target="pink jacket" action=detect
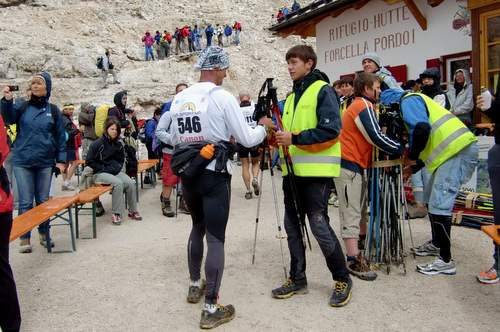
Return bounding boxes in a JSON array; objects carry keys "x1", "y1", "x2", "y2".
[{"x1": 142, "y1": 35, "x2": 154, "y2": 47}]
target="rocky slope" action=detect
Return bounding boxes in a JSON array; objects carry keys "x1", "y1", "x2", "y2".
[{"x1": 0, "y1": 0, "x2": 313, "y2": 113}]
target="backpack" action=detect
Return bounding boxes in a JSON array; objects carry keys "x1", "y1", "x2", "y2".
[
  {"x1": 6, "y1": 124, "x2": 16, "y2": 146},
  {"x1": 96, "y1": 56, "x2": 103, "y2": 69},
  {"x1": 94, "y1": 104, "x2": 111, "y2": 137},
  {"x1": 123, "y1": 144, "x2": 138, "y2": 177}
]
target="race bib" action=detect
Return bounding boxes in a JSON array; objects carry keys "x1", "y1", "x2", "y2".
[
  {"x1": 240, "y1": 104, "x2": 256, "y2": 128},
  {"x1": 171, "y1": 92, "x2": 211, "y2": 143}
]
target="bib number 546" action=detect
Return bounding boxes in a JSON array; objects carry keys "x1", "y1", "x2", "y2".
[{"x1": 178, "y1": 116, "x2": 201, "y2": 134}]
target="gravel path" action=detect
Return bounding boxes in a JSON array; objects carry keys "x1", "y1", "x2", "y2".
[{"x1": 9, "y1": 167, "x2": 500, "y2": 331}]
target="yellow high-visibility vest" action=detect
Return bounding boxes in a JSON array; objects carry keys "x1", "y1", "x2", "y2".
[
  {"x1": 281, "y1": 80, "x2": 341, "y2": 177},
  {"x1": 402, "y1": 92, "x2": 477, "y2": 173}
]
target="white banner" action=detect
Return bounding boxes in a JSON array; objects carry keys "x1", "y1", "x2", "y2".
[{"x1": 316, "y1": 0, "x2": 471, "y2": 81}]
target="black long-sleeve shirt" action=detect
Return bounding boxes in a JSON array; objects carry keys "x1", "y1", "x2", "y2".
[{"x1": 484, "y1": 98, "x2": 500, "y2": 144}]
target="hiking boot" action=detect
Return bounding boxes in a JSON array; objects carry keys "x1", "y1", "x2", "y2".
[
  {"x1": 143, "y1": 175, "x2": 152, "y2": 185},
  {"x1": 252, "y1": 177, "x2": 260, "y2": 196},
  {"x1": 271, "y1": 278, "x2": 308, "y2": 299},
  {"x1": 19, "y1": 238, "x2": 32, "y2": 254},
  {"x1": 329, "y1": 277, "x2": 352, "y2": 307},
  {"x1": 244, "y1": 191, "x2": 252, "y2": 200},
  {"x1": 347, "y1": 255, "x2": 377, "y2": 281},
  {"x1": 412, "y1": 240, "x2": 440, "y2": 257},
  {"x1": 199, "y1": 304, "x2": 235, "y2": 329},
  {"x1": 112, "y1": 214, "x2": 122, "y2": 225},
  {"x1": 476, "y1": 267, "x2": 499, "y2": 284},
  {"x1": 417, "y1": 258, "x2": 456, "y2": 276},
  {"x1": 178, "y1": 198, "x2": 190, "y2": 215},
  {"x1": 407, "y1": 203, "x2": 428, "y2": 219},
  {"x1": 39, "y1": 233, "x2": 54, "y2": 248},
  {"x1": 128, "y1": 211, "x2": 142, "y2": 221},
  {"x1": 187, "y1": 280, "x2": 206, "y2": 303},
  {"x1": 161, "y1": 196, "x2": 175, "y2": 218}
]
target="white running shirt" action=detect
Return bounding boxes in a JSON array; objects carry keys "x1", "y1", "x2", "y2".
[{"x1": 159, "y1": 82, "x2": 266, "y2": 172}]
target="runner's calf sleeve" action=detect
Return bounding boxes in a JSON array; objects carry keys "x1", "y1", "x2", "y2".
[
  {"x1": 188, "y1": 223, "x2": 206, "y2": 282},
  {"x1": 204, "y1": 232, "x2": 225, "y2": 304}
]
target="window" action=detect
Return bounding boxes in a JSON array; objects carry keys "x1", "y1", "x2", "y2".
[{"x1": 480, "y1": 8, "x2": 500, "y2": 92}]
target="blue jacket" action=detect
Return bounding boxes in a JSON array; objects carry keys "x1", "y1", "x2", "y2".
[
  {"x1": 224, "y1": 26, "x2": 232, "y2": 36},
  {"x1": 144, "y1": 118, "x2": 158, "y2": 142},
  {"x1": 205, "y1": 26, "x2": 214, "y2": 37},
  {"x1": 0, "y1": 72, "x2": 66, "y2": 168}
]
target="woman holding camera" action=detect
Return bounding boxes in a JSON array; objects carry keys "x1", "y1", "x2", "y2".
[
  {"x1": 1, "y1": 72, "x2": 67, "y2": 253},
  {"x1": 85, "y1": 118, "x2": 141, "y2": 225}
]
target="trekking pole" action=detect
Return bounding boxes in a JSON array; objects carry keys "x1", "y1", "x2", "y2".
[
  {"x1": 267, "y1": 146, "x2": 288, "y2": 279},
  {"x1": 252, "y1": 142, "x2": 268, "y2": 265},
  {"x1": 264, "y1": 79, "x2": 312, "y2": 251},
  {"x1": 400, "y1": 167, "x2": 415, "y2": 258}
]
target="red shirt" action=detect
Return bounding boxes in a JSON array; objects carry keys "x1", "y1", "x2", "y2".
[{"x1": 0, "y1": 115, "x2": 13, "y2": 213}]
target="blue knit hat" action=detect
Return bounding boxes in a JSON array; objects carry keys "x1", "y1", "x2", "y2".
[{"x1": 195, "y1": 46, "x2": 230, "y2": 71}]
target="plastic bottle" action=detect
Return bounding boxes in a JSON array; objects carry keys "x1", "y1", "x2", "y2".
[{"x1": 480, "y1": 86, "x2": 492, "y2": 111}]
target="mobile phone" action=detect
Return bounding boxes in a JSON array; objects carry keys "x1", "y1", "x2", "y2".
[{"x1": 7, "y1": 85, "x2": 19, "y2": 92}]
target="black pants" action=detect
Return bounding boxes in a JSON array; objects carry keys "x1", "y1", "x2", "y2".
[
  {"x1": 283, "y1": 176, "x2": 348, "y2": 284},
  {"x1": 0, "y1": 212, "x2": 21, "y2": 332},
  {"x1": 182, "y1": 171, "x2": 231, "y2": 304},
  {"x1": 488, "y1": 144, "x2": 500, "y2": 270}
]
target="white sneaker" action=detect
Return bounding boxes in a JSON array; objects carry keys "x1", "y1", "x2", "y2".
[
  {"x1": 19, "y1": 239, "x2": 32, "y2": 253},
  {"x1": 412, "y1": 240, "x2": 440, "y2": 256},
  {"x1": 417, "y1": 258, "x2": 456, "y2": 276}
]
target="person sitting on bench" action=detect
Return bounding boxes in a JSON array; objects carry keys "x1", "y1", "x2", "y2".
[{"x1": 85, "y1": 118, "x2": 142, "y2": 225}]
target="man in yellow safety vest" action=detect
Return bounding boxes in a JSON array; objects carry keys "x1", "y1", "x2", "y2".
[
  {"x1": 271, "y1": 45, "x2": 352, "y2": 307},
  {"x1": 381, "y1": 88, "x2": 478, "y2": 276}
]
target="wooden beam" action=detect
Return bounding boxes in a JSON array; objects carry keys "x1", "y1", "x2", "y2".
[
  {"x1": 427, "y1": 0, "x2": 444, "y2": 7},
  {"x1": 353, "y1": 0, "x2": 371, "y2": 10},
  {"x1": 403, "y1": 0, "x2": 427, "y2": 30},
  {"x1": 468, "y1": 0, "x2": 499, "y2": 10}
]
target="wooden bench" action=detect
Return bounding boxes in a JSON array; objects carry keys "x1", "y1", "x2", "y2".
[
  {"x1": 74, "y1": 185, "x2": 112, "y2": 239},
  {"x1": 10, "y1": 196, "x2": 79, "y2": 253},
  {"x1": 137, "y1": 159, "x2": 159, "y2": 189}
]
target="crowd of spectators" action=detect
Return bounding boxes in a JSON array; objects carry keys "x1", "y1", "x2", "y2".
[{"x1": 141, "y1": 21, "x2": 243, "y2": 61}]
